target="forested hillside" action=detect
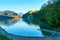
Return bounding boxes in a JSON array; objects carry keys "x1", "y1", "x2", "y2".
[{"x1": 23, "y1": 0, "x2": 60, "y2": 31}]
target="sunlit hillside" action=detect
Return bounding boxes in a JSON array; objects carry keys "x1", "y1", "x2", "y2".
[
  {"x1": 0, "y1": 10, "x2": 21, "y2": 19},
  {"x1": 29, "y1": 10, "x2": 39, "y2": 14}
]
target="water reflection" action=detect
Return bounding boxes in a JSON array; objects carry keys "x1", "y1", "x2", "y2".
[
  {"x1": 22, "y1": 18, "x2": 54, "y2": 36},
  {"x1": 22, "y1": 18, "x2": 39, "y2": 26},
  {"x1": 0, "y1": 18, "x2": 43, "y2": 37},
  {"x1": 0, "y1": 18, "x2": 20, "y2": 26}
]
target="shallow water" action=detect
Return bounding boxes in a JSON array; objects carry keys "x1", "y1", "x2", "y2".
[{"x1": 0, "y1": 19, "x2": 43, "y2": 37}]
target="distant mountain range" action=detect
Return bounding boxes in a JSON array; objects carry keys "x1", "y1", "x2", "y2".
[
  {"x1": 0, "y1": 10, "x2": 21, "y2": 19},
  {"x1": 0, "y1": 10, "x2": 18, "y2": 17}
]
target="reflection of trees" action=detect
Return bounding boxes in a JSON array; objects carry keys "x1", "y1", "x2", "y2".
[
  {"x1": 0, "y1": 18, "x2": 20, "y2": 26},
  {"x1": 0, "y1": 14, "x2": 20, "y2": 26},
  {"x1": 8, "y1": 18, "x2": 20, "y2": 25},
  {"x1": 22, "y1": 0, "x2": 60, "y2": 36},
  {"x1": 0, "y1": 21, "x2": 5, "y2": 25}
]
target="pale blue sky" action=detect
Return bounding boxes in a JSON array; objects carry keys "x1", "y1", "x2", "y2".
[{"x1": 0, "y1": 0, "x2": 48, "y2": 13}]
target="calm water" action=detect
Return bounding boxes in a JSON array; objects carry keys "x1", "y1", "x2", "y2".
[{"x1": 0, "y1": 18, "x2": 43, "y2": 37}]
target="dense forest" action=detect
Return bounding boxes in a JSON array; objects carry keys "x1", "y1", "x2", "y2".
[{"x1": 23, "y1": 0, "x2": 60, "y2": 31}]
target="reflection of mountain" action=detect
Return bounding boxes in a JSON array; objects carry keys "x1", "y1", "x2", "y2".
[
  {"x1": 0, "y1": 10, "x2": 21, "y2": 25},
  {"x1": 0, "y1": 15, "x2": 13, "y2": 20},
  {"x1": 0, "y1": 18, "x2": 20, "y2": 26}
]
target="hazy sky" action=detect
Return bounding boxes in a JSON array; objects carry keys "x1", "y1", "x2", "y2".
[{"x1": 0, "y1": 0, "x2": 48, "y2": 13}]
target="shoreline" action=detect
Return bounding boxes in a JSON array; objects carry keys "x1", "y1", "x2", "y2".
[{"x1": 0, "y1": 27, "x2": 60, "y2": 40}]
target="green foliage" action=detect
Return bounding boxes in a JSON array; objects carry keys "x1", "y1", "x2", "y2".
[
  {"x1": 23, "y1": 0, "x2": 60, "y2": 31},
  {"x1": 0, "y1": 35, "x2": 10, "y2": 40},
  {"x1": 40, "y1": 0, "x2": 60, "y2": 29},
  {"x1": 36, "y1": 0, "x2": 60, "y2": 30}
]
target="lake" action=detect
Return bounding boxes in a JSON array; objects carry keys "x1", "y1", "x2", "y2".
[{"x1": 0, "y1": 18, "x2": 43, "y2": 37}]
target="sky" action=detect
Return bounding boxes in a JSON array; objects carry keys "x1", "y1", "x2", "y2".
[{"x1": 0, "y1": 0, "x2": 48, "y2": 13}]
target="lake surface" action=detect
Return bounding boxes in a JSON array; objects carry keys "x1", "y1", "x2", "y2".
[{"x1": 0, "y1": 18, "x2": 43, "y2": 37}]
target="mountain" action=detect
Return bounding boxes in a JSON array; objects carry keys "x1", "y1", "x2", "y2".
[
  {"x1": 0, "y1": 10, "x2": 21, "y2": 20},
  {"x1": 0, "y1": 10, "x2": 21, "y2": 25},
  {"x1": 19, "y1": 12, "x2": 24, "y2": 17},
  {"x1": 0, "y1": 10, "x2": 20, "y2": 17}
]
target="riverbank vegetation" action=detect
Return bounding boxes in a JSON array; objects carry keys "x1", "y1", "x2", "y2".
[
  {"x1": 23, "y1": 0, "x2": 60, "y2": 31},
  {"x1": 0, "y1": 35, "x2": 10, "y2": 40}
]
